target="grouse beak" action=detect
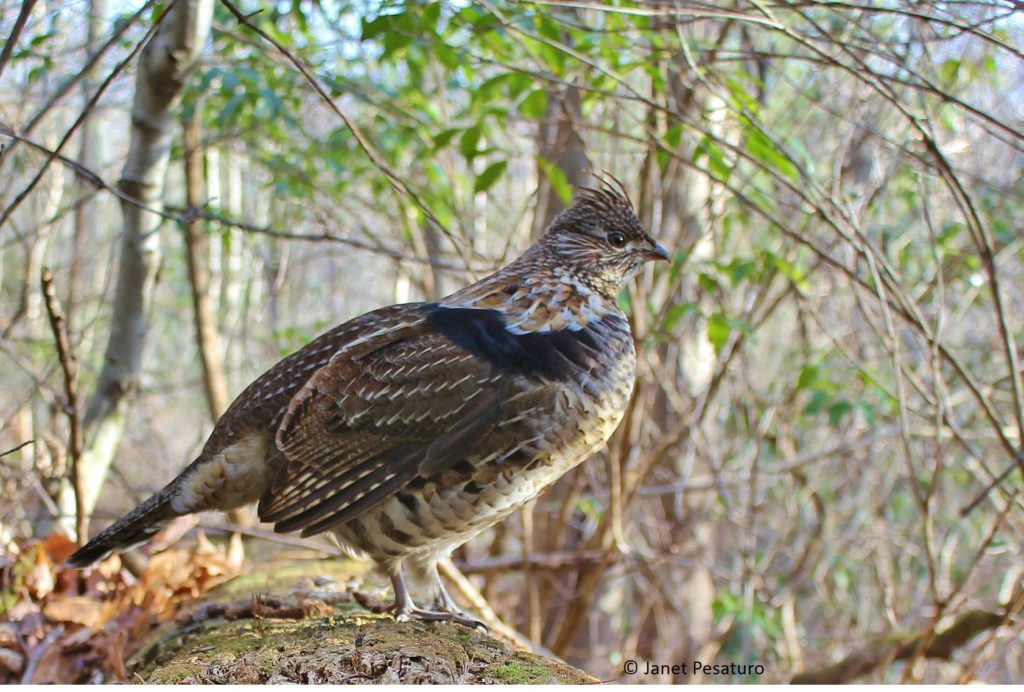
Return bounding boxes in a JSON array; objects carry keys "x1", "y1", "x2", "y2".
[{"x1": 644, "y1": 243, "x2": 671, "y2": 262}]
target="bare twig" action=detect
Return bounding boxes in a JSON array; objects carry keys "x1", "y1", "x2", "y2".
[
  {"x1": 0, "y1": 440, "x2": 33, "y2": 459},
  {"x1": 20, "y1": 624, "x2": 63, "y2": 684},
  {"x1": 40, "y1": 268, "x2": 86, "y2": 546},
  {"x1": 0, "y1": 125, "x2": 474, "y2": 270},
  {"x1": 438, "y1": 557, "x2": 563, "y2": 661},
  {"x1": 0, "y1": 0, "x2": 40, "y2": 83},
  {"x1": 791, "y1": 596, "x2": 1024, "y2": 684},
  {"x1": 20, "y1": 0, "x2": 157, "y2": 137},
  {"x1": 457, "y1": 549, "x2": 607, "y2": 575},
  {"x1": 0, "y1": 0, "x2": 174, "y2": 232},
  {"x1": 218, "y1": 0, "x2": 477, "y2": 268}
]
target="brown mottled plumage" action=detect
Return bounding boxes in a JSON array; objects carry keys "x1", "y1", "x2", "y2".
[{"x1": 69, "y1": 184, "x2": 669, "y2": 626}]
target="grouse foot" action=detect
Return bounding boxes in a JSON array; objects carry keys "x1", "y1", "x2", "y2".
[{"x1": 390, "y1": 572, "x2": 486, "y2": 629}]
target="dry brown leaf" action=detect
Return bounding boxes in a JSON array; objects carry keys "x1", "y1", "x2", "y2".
[
  {"x1": 39, "y1": 533, "x2": 76, "y2": 564},
  {"x1": 1, "y1": 534, "x2": 247, "y2": 683},
  {"x1": 96, "y1": 554, "x2": 122, "y2": 581},
  {"x1": 41, "y1": 595, "x2": 106, "y2": 627},
  {"x1": 24, "y1": 551, "x2": 54, "y2": 600},
  {"x1": 104, "y1": 629, "x2": 129, "y2": 683}
]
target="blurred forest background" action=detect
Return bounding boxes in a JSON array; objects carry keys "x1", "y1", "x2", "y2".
[{"x1": 1, "y1": 0, "x2": 1023, "y2": 683}]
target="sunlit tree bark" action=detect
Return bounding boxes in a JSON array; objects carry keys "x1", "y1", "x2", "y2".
[{"x1": 68, "y1": 0, "x2": 214, "y2": 525}]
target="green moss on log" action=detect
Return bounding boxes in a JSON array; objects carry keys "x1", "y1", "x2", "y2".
[{"x1": 132, "y1": 558, "x2": 593, "y2": 684}]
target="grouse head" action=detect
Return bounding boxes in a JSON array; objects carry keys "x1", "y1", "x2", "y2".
[{"x1": 542, "y1": 183, "x2": 669, "y2": 297}]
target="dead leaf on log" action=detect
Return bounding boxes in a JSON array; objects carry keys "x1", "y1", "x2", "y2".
[
  {"x1": 1, "y1": 532, "x2": 241, "y2": 683},
  {"x1": 41, "y1": 595, "x2": 113, "y2": 628}
]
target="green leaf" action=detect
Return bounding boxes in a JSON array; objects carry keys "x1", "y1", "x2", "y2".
[
  {"x1": 432, "y1": 127, "x2": 461, "y2": 150},
  {"x1": 472, "y1": 73, "x2": 512, "y2": 108},
  {"x1": 664, "y1": 124, "x2": 684, "y2": 149},
  {"x1": 707, "y1": 313, "x2": 731, "y2": 353},
  {"x1": 537, "y1": 43, "x2": 565, "y2": 75},
  {"x1": 745, "y1": 126, "x2": 800, "y2": 181},
  {"x1": 420, "y1": 2, "x2": 441, "y2": 31},
  {"x1": 656, "y1": 148, "x2": 670, "y2": 172},
  {"x1": 474, "y1": 161, "x2": 507, "y2": 193},
  {"x1": 724, "y1": 76, "x2": 760, "y2": 114},
  {"x1": 661, "y1": 302, "x2": 699, "y2": 332},
  {"x1": 697, "y1": 271, "x2": 719, "y2": 292},
  {"x1": 217, "y1": 92, "x2": 245, "y2": 125},
  {"x1": 538, "y1": 157, "x2": 572, "y2": 204},
  {"x1": 361, "y1": 14, "x2": 390, "y2": 40},
  {"x1": 695, "y1": 137, "x2": 732, "y2": 180},
  {"x1": 804, "y1": 389, "x2": 831, "y2": 416},
  {"x1": 506, "y1": 72, "x2": 532, "y2": 99},
  {"x1": 617, "y1": 289, "x2": 632, "y2": 314},
  {"x1": 459, "y1": 126, "x2": 481, "y2": 161},
  {"x1": 434, "y1": 43, "x2": 458, "y2": 69},
  {"x1": 518, "y1": 89, "x2": 548, "y2": 119},
  {"x1": 259, "y1": 86, "x2": 281, "y2": 117},
  {"x1": 797, "y1": 364, "x2": 821, "y2": 391},
  {"x1": 718, "y1": 258, "x2": 757, "y2": 286},
  {"x1": 30, "y1": 30, "x2": 57, "y2": 47},
  {"x1": 383, "y1": 29, "x2": 412, "y2": 58},
  {"x1": 291, "y1": 0, "x2": 308, "y2": 32},
  {"x1": 939, "y1": 58, "x2": 961, "y2": 84},
  {"x1": 828, "y1": 400, "x2": 853, "y2": 425},
  {"x1": 221, "y1": 68, "x2": 240, "y2": 92}
]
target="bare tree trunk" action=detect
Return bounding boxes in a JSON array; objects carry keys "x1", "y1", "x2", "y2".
[
  {"x1": 218, "y1": 149, "x2": 244, "y2": 390},
  {"x1": 182, "y1": 103, "x2": 249, "y2": 556},
  {"x1": 527, "y1": 7, "x2": 592, "y2": 242},
  {"x1": 56, "y1": 0, "x2": 105, "y2": 539},
  {"x1": 531, "y1": 84, "x2": 591, "y2": 240},
  {"x1": 182, "y1": 106, "x2": 230, "y2": 420},
  {"x1": 25, "y1": 125, "x2": 66, "y2": 537},
  {"x1": 69, "y1": 0, "x2": 214, "y2": 524}
]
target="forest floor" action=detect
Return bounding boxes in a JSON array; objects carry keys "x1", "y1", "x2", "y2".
[{"x1": 0, "y1": 532, "x2": 593, "y2": 683}]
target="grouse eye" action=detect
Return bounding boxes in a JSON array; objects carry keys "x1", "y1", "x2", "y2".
[{"x1": 606, "y1": 231, "x2": 627, "y2": 249}]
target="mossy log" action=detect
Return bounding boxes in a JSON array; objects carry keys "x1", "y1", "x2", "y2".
[{"x1": 130, "y1": 557, "x2": 594, "y2": 684}]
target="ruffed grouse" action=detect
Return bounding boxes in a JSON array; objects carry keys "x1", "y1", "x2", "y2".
[{"x1": 69, "y1": 184, "x2": 669, "y2": 626}]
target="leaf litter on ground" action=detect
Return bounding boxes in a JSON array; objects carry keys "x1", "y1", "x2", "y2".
[{"x1": 0, "y1": 530, "x2": 239, "y2": 683}]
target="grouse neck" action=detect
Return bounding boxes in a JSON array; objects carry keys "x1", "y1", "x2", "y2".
[{"x1": 438, "y1": 246, "x2": 623, "y2": 334}]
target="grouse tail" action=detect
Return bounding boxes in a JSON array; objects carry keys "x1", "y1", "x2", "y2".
[{"x1": 66, "y1": 485, "x2": 180, "y2": 568}]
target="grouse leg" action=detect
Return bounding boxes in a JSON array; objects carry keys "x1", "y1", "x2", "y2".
[
  {"x1": 390, "y1": 571, "x2": 483, "y2": 629},
  {"x1": 428, "y1": 567, "x2": 487, "y2": 630}
]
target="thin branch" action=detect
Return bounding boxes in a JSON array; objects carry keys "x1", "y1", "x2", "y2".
[
  {"x1": 791, "y1": 594, "x2": 1024, "y2": 684},
  {"x1": 0, "y1": 123, "x2": 475, "y2": 271},
  {"x1": 40, "y1": 268, "x2": 86, "y2": 546},
  {"x1": 0, "y1": 0, "x2": 174, "y2": 232},
  {"x1": 456, "y1": 550, "x2": 606, "y2": 576},
  {"x1": 20, "y1": 624, "x2": 63, "y2": 684},
  {"x1": 218, "y1": 0, "x2": 478, "y2": 268},
  {"x1": 0, "y1": 439, "x2": 34, "y2": 459},
  {"x1": 20, "y1": 0, "x2": 157, "y2": 137},
  {"x1": 0, "y1": 0, "x2": 40, "y2": 83},
  {"x1": 438, "y1": 557, "x2": 562, "y2": 660},
  {"x1": 181, "y1": 206, "x2": 480, "y2": 271}
]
